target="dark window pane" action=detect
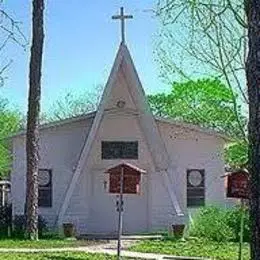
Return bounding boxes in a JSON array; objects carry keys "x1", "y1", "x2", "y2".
[
  {"x1": 102, "y1": 141, "x2": 138, "y2": 159},
  {"x1": 187, "y1": 187, "x2": 204, "y2": 197},
  {"x1": 38, "y1": 169, "x2": 52, "y2": 207},
  {"x1": 38, "y1": 188, "x2": 52, "y2": 207},
  {"x1": 187, "y1": 197, "x2": 205, "y2": 207},
  {"x1": 187, "y1": 169, "x2": 205, "y2": 207},
  {"x1": 121, "y1": 142, "x2": 138, "y2": 159}
]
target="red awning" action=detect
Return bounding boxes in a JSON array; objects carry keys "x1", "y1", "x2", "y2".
[{"x1": 105, "y1": 162, "x2": 146, "y2": 174}]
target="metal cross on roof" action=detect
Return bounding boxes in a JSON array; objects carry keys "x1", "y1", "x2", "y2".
[{"x1": 112, "y1": 7, "x2": 133, "y2": 44}]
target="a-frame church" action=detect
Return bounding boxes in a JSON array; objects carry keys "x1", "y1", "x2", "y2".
[{"x1": 11, "y1": 8, "x2": 227, "y2": 235}]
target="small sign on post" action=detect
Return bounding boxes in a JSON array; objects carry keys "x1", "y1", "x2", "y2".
[
  {"x1": 104, "y1": 163, "x2": 146, "y2": 260},
  {"x1": 226, "y1": 170, "x2": 249, "y2": 199},
  {"x1": 225, "y1": 169, "x2": 249, "y2": 260}
]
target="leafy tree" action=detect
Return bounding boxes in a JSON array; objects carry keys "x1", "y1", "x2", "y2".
[
  {"x1": 155, "y1": 1, "x2": 260, "y2": 255},
  {"x1": 0, "y1": 98, "x2": 21, "y2": 178},
  {"x1": 26, "y1": 0, "x2": 44, "y2": 240},
  {"x1": 148, "y1": 78, "x2": 247, "y2": 167},
  {"x1": 155, "y1": 0, "x2": 247, "y2": 139},
  {"x1": 154, "y1": 1, "x2": 249, "y2": 168},
  {"x1": 0, "y1": 1, "x2": 27, "y2": 178}
]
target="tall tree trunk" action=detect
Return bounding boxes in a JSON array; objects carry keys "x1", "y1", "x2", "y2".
[
  {"x1": 246, "y1": 0, "x2": 260, "y2": 258},
  {"x1": 26, "y1": 0, "x2": 44, "y2": 240}
]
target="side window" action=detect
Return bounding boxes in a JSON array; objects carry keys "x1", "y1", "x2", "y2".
[
  {"x1": 187, "y1": 169, "x2": 205, "y2": 207},
  {"x1": 38, "y1": 169, "x2": 52, "y2": 207}
]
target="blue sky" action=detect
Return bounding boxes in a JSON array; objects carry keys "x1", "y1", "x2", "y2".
[{"x1": 0, "y1": 0, "x2": 168, "y2": 113}]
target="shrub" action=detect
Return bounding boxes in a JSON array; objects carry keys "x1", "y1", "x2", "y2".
[
  {"x1": 225, "y1": 205, "x2": 250, "y2": 242},
  {"x1": 189, "y1": 206, "x2": 235, "y2": 242},
  {"x1": 12, "y1": 215, "x2": 48, "y2": 238},
  {"x1": 0, "y1": 204, "x2": 12, "y2": 238},
  {"x1": 189, "y1": 206, "x2": 250, "y2": 242}
]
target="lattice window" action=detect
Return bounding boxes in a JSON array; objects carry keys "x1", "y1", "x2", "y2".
[
  {"x1": 187, "y1": 169, "x2": 205, "y2": 207},
  {"x1": 38, "y1": 169, "x2": 52, "y2": 207}
]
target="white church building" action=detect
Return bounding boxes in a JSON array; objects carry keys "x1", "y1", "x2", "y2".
[{"x1": 11, "y1": 9, "x2": 227, "y2": 235}]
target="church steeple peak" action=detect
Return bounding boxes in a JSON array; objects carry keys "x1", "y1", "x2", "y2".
[{"x1": 112, "y1": 7, "x2": 133, "y2": 44}]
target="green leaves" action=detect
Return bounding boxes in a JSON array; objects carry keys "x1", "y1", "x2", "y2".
[
  {"x1": 224, "y1": 141, "x2": 248, "y2": 168},
  {"x1": 149, "y1": 78, "x2": 246, "y2": 138},
  {"x1": 0, "y1": 98, "x2": 21, "y2": 178},
  {"x1": 148, "y1": 78, "x2": 248, "y2": 167},
  {"x1": 189, "y1": 206, "x2": 250, "y2": 242}
]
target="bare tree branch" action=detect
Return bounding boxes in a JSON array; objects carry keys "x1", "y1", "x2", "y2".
[
  {"x1": 155, "y1": 0, "x2": 247, "y2": 141},
  {"x1": 0, "y1": 1, "x2": 27, "y2": 88}
]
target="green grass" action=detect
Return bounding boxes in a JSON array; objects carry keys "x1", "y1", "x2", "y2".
[
  {"x1": 129, "y1": 237, "x2": 250, "y2": 260},
  {"x1": 0, "y1": 252, "x2": 128, "y2": 259},
  {"x1": 0, "y1": 239, "x2": 104, "y2": 248}
]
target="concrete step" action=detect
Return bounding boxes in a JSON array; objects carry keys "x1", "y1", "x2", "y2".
[{"x1": 78, "y1": 233, "x2": 163, "y2": 240}]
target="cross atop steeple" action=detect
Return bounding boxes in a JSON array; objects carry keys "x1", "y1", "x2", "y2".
[{"x1": 112, "y1": 7, "x2": 133, "y2": 44}]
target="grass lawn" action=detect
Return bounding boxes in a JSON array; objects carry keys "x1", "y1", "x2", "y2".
[
  {"x1": 129, "y1": 237, "x2": 250, "y2": 260},
  {"x1": 0, "y1": 252, "x2": 128, "y2": 259},
  {"x1": 0, "y1": 238, "x2": 104, "y2": 248}
]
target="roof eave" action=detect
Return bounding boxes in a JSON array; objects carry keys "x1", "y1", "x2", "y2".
[
  {"x1": 155, "y1": 116, "x2": 232, "y2": 142},
  {"x1": 9, "y1": 111, "x2": 97, "y2": 139}
]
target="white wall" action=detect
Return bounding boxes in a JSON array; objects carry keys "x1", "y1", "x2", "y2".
[
  {"x1": 80, "y1": 112, "x2": 154, "y2": 234},
  {"x1": 11, "y1": 118, "x2": 93, "y2": 229},
  {"x1": 146, "y1": 121, "x2": 226, "y2": 231},
  {"x1": 157, "y1": 121, "x2": 226, "y2": 212},
  {"x1": 11, "y1": 115, "x2": 226, "y2": 234}
]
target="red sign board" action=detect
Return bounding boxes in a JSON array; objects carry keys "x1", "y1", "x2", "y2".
[
  {"x1": 109, "y1": 172, "x2": 141, "y2": 194},
  {"x1": 227, "y1": 170, "x2": 249, "y2": 199},
  {"x1": 105, "y1": 163, "x2": 145, "y2": 194}
]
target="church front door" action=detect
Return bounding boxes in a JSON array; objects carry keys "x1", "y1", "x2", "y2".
[{"x1": 88, "y1": 168, "x2": 148, "y2": 234}]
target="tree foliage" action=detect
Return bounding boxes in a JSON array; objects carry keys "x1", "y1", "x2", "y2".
[
  {"x1": 224, "y1": 141, "x2": 248, "y2": 168},
  {"x1": 155, "y1": 0, "x2": 247, "y2": 137},
  {"x1": 149, "y1": 78, "x2": 245, "y2": 137},
  {"x1": 154, "y1": 1, "x2": 250, "y2": 169},
  {"x1": 0, "y1": 98, "x2": 21, "y2": 178},
  {"x1": 148, "y1": 78, "x2": 247, "y2": 167},
  {"x1": 0, "y1": 1, "x2": 26, "y2": 178}
]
